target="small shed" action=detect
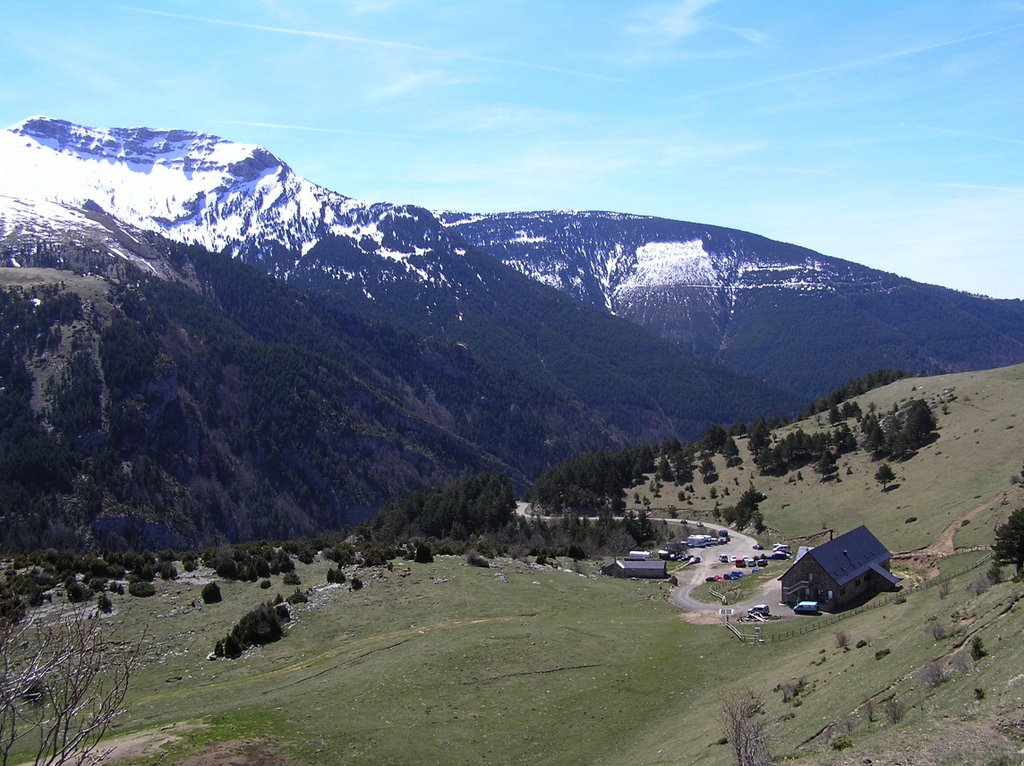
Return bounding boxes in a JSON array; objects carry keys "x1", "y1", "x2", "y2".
[
  {"x1": 780, "y1": 525, "x2": 900, "y2": 611},
  {"x1": 602, "y1": 558, "x2": 668, "y2": 579}
]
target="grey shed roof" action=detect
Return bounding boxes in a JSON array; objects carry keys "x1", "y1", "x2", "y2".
[
  {"x1": 800, "y1": 525, "x2": 901, "y2": 587},
  {"x1": 608, "y1": 559, "x2": 667, "y2": 577}
]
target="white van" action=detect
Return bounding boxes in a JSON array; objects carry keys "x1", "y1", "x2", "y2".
[{"x1": 747, "y1": 604, "x2": 771, "y2": 617}]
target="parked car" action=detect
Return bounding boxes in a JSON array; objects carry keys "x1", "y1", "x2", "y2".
[
  {"x1": 769, "y1": 551, "x2": 790, "y2": 560},
  {"x1": 734, "y1": 557, "x2": 747, "y2": 567},
  {"x1": 688, "y1": 556, "x2": 702, "y2": 564},
  {"x1": 718, "y1": 554, "x2": 730, "y2": 563},
  {"x1": 747, "y1": 604, "x2": 770, "y2": 617},
  {"x1": 793, "y1": 601, "x2": 820, "y2": 615},
  {"x1": 752, "y1": 543, "x2": 763, "y2": 550}
]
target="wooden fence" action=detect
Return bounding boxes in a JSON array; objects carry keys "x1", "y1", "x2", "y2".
[{"x1": 724, "y1": 551, "x2": 993, "y2": 645}]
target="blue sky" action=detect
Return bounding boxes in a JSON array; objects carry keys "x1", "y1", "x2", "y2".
[{"x1": 2, "y1": 1, "x2": 1023, "y2": 298}]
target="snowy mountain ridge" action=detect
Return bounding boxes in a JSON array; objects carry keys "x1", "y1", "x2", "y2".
[
  {"x1": 1, "y1": 117, "x2": 864, "y2": 309},
  {"x1": 0, "y1": 117, "x2": 447, "y2": 284},
  {"x1": 3, "y1": 116, "x2": 1024, "y2": 401},
  {"x1": 438, "y1": 209, "x2": 883, "y2": 319}
]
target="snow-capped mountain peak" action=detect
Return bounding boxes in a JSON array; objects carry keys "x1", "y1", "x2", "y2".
[{"x1": 0, "y1": 117, "x2": 470, "y2": 289}]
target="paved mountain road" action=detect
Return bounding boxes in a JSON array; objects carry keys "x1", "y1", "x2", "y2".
[{"x1": 514, "y1": 504, "x2": 779, "y2": 613}]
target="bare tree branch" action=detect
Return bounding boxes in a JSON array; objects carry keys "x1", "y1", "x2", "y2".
[
  {"x1": 1, "y1": 608, "x2": 139, "y2": 766},
  {"x1": 721, "y1": 689, "x2": 772, "y2": 766}
]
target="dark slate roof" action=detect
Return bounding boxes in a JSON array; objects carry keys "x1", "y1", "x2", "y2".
[
  {"x1": 801, "y1": 525, "x2": 900, "y2": 587},
  {"x1": 609, "y1": 559, "x2": 667, "y2": 577}
]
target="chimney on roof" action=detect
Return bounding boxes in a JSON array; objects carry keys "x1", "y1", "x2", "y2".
[{"x1": 829, "y1": 529, "x2": 834, "y2": 541}]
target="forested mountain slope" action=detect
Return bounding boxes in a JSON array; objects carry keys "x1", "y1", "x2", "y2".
[
  {"x1": 442, "y1": 210, "x2": 1024, "y2": 397},
  {"x1": 0, "y1": 250, "x2": 623, "y2": 550}
]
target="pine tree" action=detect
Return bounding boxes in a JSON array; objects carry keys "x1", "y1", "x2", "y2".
[
  {"x1": 874, "y1": 463, "x2": 896, "y2": 491},
  {"x1": 993, "y1": 507, "x2": 1024, "y2": 575}
]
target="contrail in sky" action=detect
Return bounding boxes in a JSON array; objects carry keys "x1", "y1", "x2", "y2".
[
  {"x1": 115, "y1": 6, "x2": 626, "y2": 83},
  {"x1": 678, "y1": 22, "x2": 1024, "y2": 101}
]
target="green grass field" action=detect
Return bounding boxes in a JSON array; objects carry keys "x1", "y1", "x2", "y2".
[
  {"x1": 636, "y1": 364, "x2": 1024, "y2": 555},
  {"x1": 8, "y1": 363, "x2": 1024, "y2": 765},
  {"x1": 99, "y1": 557, "x2": 731, "y2": 765},
  {"x1": 688, "y1": 563, "x2": 779, "y2": 606},
  {"x1": 51, "y1": 544, "x2": 1019, "y2": 766}
]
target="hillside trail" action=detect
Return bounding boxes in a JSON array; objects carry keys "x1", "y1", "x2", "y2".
[{"x1": 897, "y1": 486, "x2": 1014, "y2": 562}]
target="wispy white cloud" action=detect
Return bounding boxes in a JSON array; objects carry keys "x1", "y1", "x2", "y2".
[
  {"x1": 219, "y1": 120, "x2": 418, "y2": 140},
  {"x1": 678, "y1": 21, "x2": 1024, "y2": 101},
  {"x1": 627, "y1": 0, "x2": 720, "y2": 38},
  {"x1": 722, "y1": 25, "x2": 768, "y2": 46},
  {"x1": 906, "y1": 123, "x2": 1024, "y2": 146},
  {"x1": 423, "y1": 105, "x2": 583, "y2": 135},
  {"x1": 622, "y1": 1, "x2": 766, "y2": 65},
  {"x1": 341, "y1": 0, "x2": 404, "y2": 16},
  {"x1": 113, "y1": 5, "x2": 625, "y2": 83},
  {"x1": 364, "y1": 68, "x2": 470, "y2": 102}
]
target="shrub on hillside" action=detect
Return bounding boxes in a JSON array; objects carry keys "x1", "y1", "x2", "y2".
[
  {"x1": 466, "y1": 550, "x2": 490, "y2": 568},
  {"x1": 919, "y1": 661, "x2": 945, "y2": 688},
  {"x1": 159, "y1": 561, "x2": 178, "y2": 580},
  {"x1": 214, "y1": 602, "x2": 283, "y2": 659},
  {"x1": 201, "y1": 582, "x2": 222, "y2": 604},
  {"x1": 128, "y1": 581, "x2": 155, "y2": 598},
  {"x1": 359, "y1": 542, "x2": 396, "y2": 568},
  {"x1": 326, "y1": 567, "x2": 346, "y2": 584},
  {"x1": 285, "y1": 589, "x2": 307, "y2": 605},
  {"x1": 884, "y1": 697, "x2": 905, "y2": 725},
  {"x1": 282, "y1": 571, "x2": 301, "y2": 586},
  {"x1": 565, "y1": 544, "x2": 587, "y2": 561},
  {"x1": 970, "y1": 636, "x2": 988, "y2": 660},
  {"x1": 64, "y1": 577, "x2": 90, "y2": 603},
  {"x1": 414, "y1": 542, "x2": 434, "y2": 564},
  {"x1": 967, "y1": 577, "x2": 991, "y2": 597}
]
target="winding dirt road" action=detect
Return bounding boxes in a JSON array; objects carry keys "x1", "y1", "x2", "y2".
[{"x1": 515, "y1": 504, "x2": 779, "y2": 614}]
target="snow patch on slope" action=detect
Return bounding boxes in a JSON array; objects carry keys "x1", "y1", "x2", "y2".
[
  {"x1": 0, "y1": 117, "x2": 439, "y2": 280},
  {"x1": 620, "y1": 240, "x2": 719, "y2": 288}
]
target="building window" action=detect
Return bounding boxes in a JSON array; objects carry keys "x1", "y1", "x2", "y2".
[{"x1": 855, "y1": 578, "x2": 861, "y2": 587}]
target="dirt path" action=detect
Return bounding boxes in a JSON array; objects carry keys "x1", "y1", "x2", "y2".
[
  {"x1": 515, "y1": 505, "x2": 778, "y2": 615},
  {"x1": 922, "y1": 488, "x2": 1010, "y2": 556}
]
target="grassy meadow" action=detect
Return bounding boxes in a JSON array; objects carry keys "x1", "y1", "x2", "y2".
[
  {"x1": 7, "y1": 363, "x2": 1024, "y2": 765},
  {"x1": 53, "y1": 543, "x2": 1023, "y2": 766},
  {"x1": 634, "y1": 364, "x2": 1024, "y2": 554}
]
